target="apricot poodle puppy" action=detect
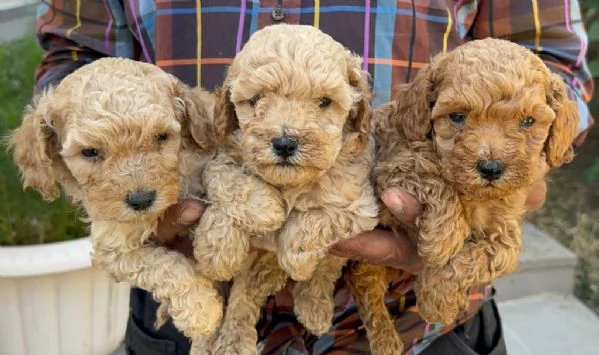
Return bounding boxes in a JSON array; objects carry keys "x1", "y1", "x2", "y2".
[
  {"x1": 190, "y1": 24, "x2": 379, "y2": 353},
  {"x1": 351, "y1": 38, "x2": 579, "y2": 353},
  {"x1": 9, "y1": 57, "x2": 223, "y2": 354}
]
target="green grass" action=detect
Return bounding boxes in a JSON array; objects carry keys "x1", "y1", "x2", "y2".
[{"x1": 0, "y1": 36, "x2": 86, "y2": 245}]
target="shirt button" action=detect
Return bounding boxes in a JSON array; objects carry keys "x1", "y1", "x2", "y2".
[{"x1": 271, "y1": 4, "x2": 284, "y2": 21}]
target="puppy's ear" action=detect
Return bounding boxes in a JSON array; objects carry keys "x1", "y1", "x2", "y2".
[
  {"x1": 346, "y1": 54, "x2": 373, "y2": 148},
  {"x1": 8, "y1": 88, "x2": 61, "y2": 201},
  {"x1": 394, "y1": 55, "x2": 441, "y2": 141},
  {"x1": 213, "y1": 84, "x2": 239, "y2": 141},
  {"x1": 544, "y1": 73, "x2": 579, "y2": 168},
  {"x1": 172, "y1": 80, "x2": 214, "y2": 150}
]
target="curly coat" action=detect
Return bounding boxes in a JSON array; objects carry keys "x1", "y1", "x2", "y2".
[
  {"x1": 349, "y1": 38, "x2": 579, "y2": 354},
  {"x1": 190, "y1": 24, "x2": 379, "y2": 354},
  {"x1": 8, "y1": 57, "x2": 223, "y2": 354}
]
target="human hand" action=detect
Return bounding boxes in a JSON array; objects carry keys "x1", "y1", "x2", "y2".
[
  {"x1": 153, "y1": 200, "x2": 206, "y2": 258},
  {"x1": 331, "y1": 178, "x2": 549, "y2": 272},
  {"x1": 330, "y1": 188, "x2": 424, "y2": 273},
  {"x1": 525, "y1": 159, "x2": 550, "y2": 215}
]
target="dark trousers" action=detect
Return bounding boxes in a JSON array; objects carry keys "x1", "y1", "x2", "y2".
[{"x1": 125, "y1": 288, "x2": 506, "y2": 355}]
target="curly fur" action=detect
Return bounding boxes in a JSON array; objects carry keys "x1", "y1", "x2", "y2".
[
  {"x1": 193, "y1": 24, "x2": 379, "y2": 354},
  {"x1": 8, "y1": 57, "x2": 223, "y2": 354},
  {"x1": 351, "y1": 38, "x2": 579, "y2": 352}
]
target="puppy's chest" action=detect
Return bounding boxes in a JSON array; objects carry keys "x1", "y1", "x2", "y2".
[
  {"x1": 280, "y1": 172, "x2": 370, "y2": 213},
  {"x1": 461, "y1": 196, "x2": 526, "y2": 238}
]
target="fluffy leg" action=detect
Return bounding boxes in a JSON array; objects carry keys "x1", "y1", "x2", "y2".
[
  {"x1": 279, "y1": 207, "x2": 377, "y2": 282},
  {"x1": 416, "y1": 223, "x2": 522, "y2": 324},
  {"x1": 213, "y1": 250, "x2": 288, "y2": 355},
  {"x1": 91, "y1": 228, "x2": 223, "y2": 350},
  {"x1": 292, "y1": 255, "x2": 347, "y2": 335},
  {"x1": 381, "y1": 173, "x2": 469, "y2": 268},
  {"x1": 194, "y1": 158, "x2": 285, "y2": 281},
  {"x1": 346, "y1": 263, "x2": 403, "y2": 355}
]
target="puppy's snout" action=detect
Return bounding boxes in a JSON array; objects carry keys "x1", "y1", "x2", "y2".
[
  {"x1": 476, "y1": 159, "x2": 505, "y2": 181},
  {"x1": 271, "y1": 136, "x2": 298, "y2": 159},
  {"x1": 125, "y1": 190, "x2": 157, "y2": 211}
]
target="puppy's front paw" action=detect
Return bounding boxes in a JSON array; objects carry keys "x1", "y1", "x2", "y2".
[
  {"x1": 279, "y1": 250, "x2": 324, "y2": 281},
  {"x1": 193, "y1": 209, "x2": 250, "y2": 281}
]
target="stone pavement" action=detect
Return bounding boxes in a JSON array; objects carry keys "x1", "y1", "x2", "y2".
[{"x1": 499, "y1": 293, "x2": 599, "y2": 355}]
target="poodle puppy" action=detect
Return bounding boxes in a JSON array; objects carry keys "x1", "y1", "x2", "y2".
[
  {"x1": 191, "y1": 24, "x2": 379, "y2": 353},
  {"x1": 8, "y1": 57, "x2": 223, "y2": 354},
  {"x1": 350, "y1": 38, "x2": 579, "y2": 353}
]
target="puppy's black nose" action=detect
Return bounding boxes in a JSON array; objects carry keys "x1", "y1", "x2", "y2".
[
  {"x1": 271, "y1": 136, "x2": 298, "y2": 159},
  {"x1": 125, "y1": 190, "x2": 156, "y2": 211},
  {"x1": 476, "y1": 159, "x2": 505, "y2": 181}
]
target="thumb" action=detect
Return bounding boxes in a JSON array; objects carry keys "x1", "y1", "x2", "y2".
[
  {"x1": 155, "y1": 200, "x2": 206, "y2": 243},
  {"x1": 381, "y1": 187, "x2": 423, "y2": 227}
]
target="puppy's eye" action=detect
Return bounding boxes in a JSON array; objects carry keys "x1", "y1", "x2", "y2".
[
  {"x1": 156, "y1": 132, "x2": 169, "y2": 142},
  {"x1": 520, "y1": 116, "x2": 536, "y2": 128},
  {"x1": 318, "y1": 97, "x2": 332, "y2": 108},
  {"x1": 81, "y1": 148, "x2": 100, "y2": 158},
  {"x1": 248, "y1": 95, "x2": 261, "y2": 107},
  {"x1": 449, "y1": 112, "x2": 466, "y2": 124}
]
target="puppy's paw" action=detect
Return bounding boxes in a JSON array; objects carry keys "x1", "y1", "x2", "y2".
[
  {"x1": 193, "y1": 210, "x2": 250, "y2": 281},
  {"x1": 279, "y1": 250, "x2": 324, "y2": 281}
]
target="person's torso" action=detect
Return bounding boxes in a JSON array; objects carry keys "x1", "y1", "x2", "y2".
[{"x1": 147, "y1": 0, "x2": 478, "y2": 106}]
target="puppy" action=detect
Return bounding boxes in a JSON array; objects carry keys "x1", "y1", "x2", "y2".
[
  {"x1": 190, "y1": 24, "x2": 378, "y2": 353},
  {"x1": 350, "y1": 38, "x2": 579, "y2": 353},
  {"x1": 8, "y1": 57, "x2": 224, "y2": 354}
]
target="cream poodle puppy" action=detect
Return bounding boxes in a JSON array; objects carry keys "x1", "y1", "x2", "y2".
[
  {"x1": 190, "y1": 24, "x2": 379, "y2": 354},
  {"x1": 9, "y1": 57, "x2": 223, "y2": 354}
]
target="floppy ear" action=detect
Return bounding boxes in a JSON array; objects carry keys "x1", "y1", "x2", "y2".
[
  {"x1": 394, "y1": 55, "x2": 441, "y2": 142},
  {"x1": 172, "y1": 79, "x2": 215, "y2": 151},
  {"x1": 346, "y1": 54, "x2": 373, "y2": 149},
  {"x1": 213, "y1": 84, "x2": 239, "y2": 142},
  {"x1": 544, "y1": 73, "x2": 579, "y2": 168},
  {"x1": 8, "y1": 88, "x2": 61, "y2": 201}
]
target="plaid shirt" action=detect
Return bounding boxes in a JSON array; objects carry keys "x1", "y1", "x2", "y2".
[{"x1": 35, "y1": 1, "x2": 594, "y2": 354}]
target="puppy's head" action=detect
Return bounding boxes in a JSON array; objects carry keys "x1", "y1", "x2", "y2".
[
  {"x1": 9, "y1": 58, "x2": 213, "y2": 222},
  {"x1": 214, "y1": 24, "x2": 371, "y2": 187},
  {"x1": 391, "y1": 38, "x2": 578, "y2": 198}
]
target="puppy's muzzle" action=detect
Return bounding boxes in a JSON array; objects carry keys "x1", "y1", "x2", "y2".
[
  {"x1": 125, "y1": 190, "x2": 157, "y2": 211},
  {"x1": 271, "y1": 136, "x2": 298, "y2": 159},
  {"x1": 476, "y1": 159, "x2": 505, "y2": 181}
]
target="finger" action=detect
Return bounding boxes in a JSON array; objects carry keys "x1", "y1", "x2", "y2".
[
  {"x1": 164, "y1": 236, "x2": 195, "y2": 259},
  {"x1": 381, "y1": 187, "x2": 423, "y2": 226},
  {"x1": 524, "y1": 179, "x2": 547, "y2": 215},
  {"x1": 155, "y1": 200, "x2": 206, "y2": 244},
  {"x1": 330, "y1": 229, "x2": 422, "y2": 273}
]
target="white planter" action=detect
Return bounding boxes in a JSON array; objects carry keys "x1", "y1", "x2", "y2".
[{"x1": 0, "y1": 237, "x2": 130, "y2": 355}]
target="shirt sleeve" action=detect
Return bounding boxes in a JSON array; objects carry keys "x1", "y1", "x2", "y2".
[
  {"x1": 34, "y1": 0, "x2": 143, "y2": 92},
  {"x1": 468, "y1": 0, "x2": 594, "y2": 148}
]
